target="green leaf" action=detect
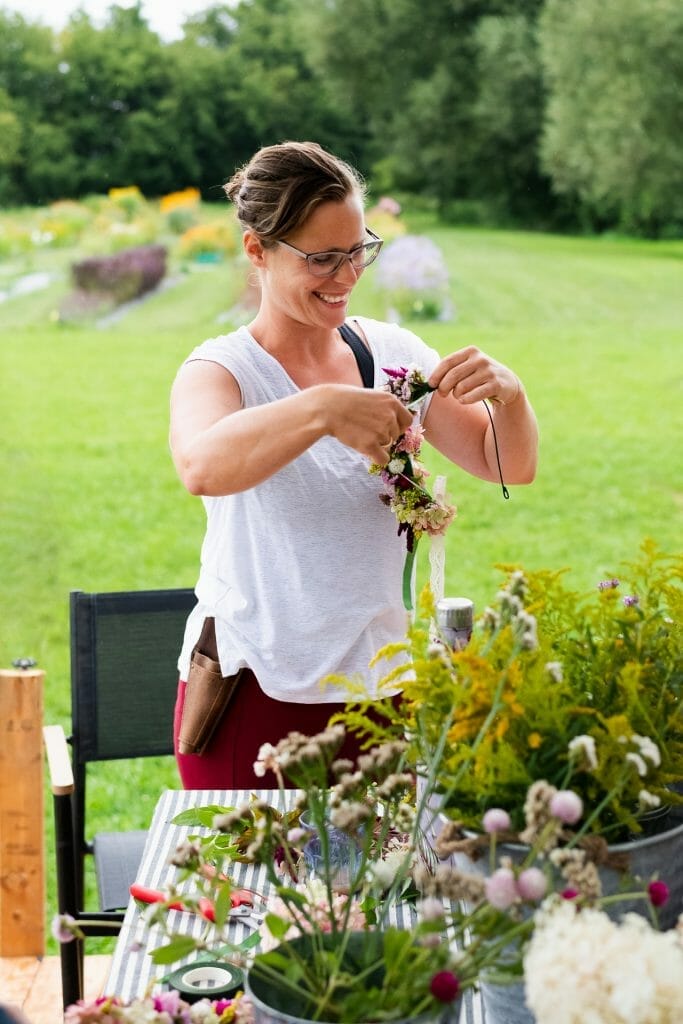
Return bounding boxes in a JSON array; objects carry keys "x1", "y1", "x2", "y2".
[
  {"x1": 150, "y1": 936, "x2": 200, "y2": 964},
  {"x1": 264, "y1": 912, "x2": 290, "y2": 939},
  {"x1": 214, "y1": 884, "x2": 234, "y2": 928},
  {"x1": 274, "y1": 885, "x2": 307, "y2": 908},
  {"x1": 172, "y1": 804, "x2": 234, "y2": 827}
]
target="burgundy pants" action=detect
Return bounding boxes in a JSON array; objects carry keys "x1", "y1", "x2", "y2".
[{"x1": 174, "y1": 669, "x2": 401, "y2": 790}]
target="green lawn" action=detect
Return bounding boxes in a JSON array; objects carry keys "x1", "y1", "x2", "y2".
[{"x1": 1, "y1": 217, "x2": 681, "y2": 950}]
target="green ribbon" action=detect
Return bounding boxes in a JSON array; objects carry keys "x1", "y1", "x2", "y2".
[{"x1": 402, "y1": 544, "x2": 418, "y2": 610}]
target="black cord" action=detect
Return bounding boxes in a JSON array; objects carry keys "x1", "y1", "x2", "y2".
[{"x1": 483, "y1": 400, "x2": 510, "y2": 500}]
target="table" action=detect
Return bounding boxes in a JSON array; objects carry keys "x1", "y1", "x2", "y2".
[{"x1": 104, "y1": 789, "x2": 484, "y2": 1023}]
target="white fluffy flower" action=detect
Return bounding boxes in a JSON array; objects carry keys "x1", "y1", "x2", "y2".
[
  {"x1": 631, "y1": 734, "x2": 661, "y2": 767},
  {"x1": 568, "y1": 734, "x2": 598, "y2": 770},
  {"x1": 626, "y1": 752, "x2": 649, "y2": 777},
  {"x1": 524, "y1": 899, "x2": 683, "y2": 1023},
  {"x1": 638, "y1": 789, "x2": 661, "y2": 810}
]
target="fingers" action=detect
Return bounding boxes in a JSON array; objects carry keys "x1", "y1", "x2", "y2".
[
  {"x1": 324, "y1": 385, "x2": 414, "y2": 460},
  {"x1": 429, "y1": 347, "x2": 520, "y2": 405}
]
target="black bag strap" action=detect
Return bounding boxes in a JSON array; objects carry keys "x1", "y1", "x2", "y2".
[{"x1": 338, "y1": 322, "x2": 374, "y2": 389}]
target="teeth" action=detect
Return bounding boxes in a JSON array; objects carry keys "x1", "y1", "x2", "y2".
[{"x1": 316, "y1": 293, "x2": 346, "y2": 303}]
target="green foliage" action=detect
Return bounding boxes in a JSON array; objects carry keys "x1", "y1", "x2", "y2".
[
  {"x1": 366, "y1": 543, "x2": 683, "y2": 839},
  {"x1": 1, "y1": 0, "x2": 682, "y2": 234},
  {"x1": 539, "y1": 0, "x2": 683, "y2": 237}
]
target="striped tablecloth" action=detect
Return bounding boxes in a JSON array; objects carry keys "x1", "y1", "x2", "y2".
[{"x1": 104, "y1": 789, "x2": 484, "y2": 1023}]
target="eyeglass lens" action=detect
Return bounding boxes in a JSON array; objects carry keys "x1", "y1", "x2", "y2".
[{"x1": 307, "y1": 239, "x2": 382, "y2": 276}]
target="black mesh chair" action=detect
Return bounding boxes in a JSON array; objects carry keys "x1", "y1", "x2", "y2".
[{"x1": 43, "y1": 587, "x2": 196, "y2": 1008}]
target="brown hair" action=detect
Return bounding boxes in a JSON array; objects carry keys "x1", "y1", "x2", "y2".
[{"x1": 224, "y1": 141, "x2": 365, "y2": 246}]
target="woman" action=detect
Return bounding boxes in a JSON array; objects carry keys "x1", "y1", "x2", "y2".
[{"x1": 171, "y1": 140, "x2": 538, "y2": 788}]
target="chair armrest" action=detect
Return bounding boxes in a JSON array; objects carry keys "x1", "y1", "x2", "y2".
[{"x1": 43, "y1": 724, "x2": 75, "y2": 795}]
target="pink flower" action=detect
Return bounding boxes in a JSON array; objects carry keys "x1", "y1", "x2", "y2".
[
  {"x1": 429, "y1": 970, "x2": 460, "y2": 1002},
  {"x1": 51, "y1": 912, "x2": 80, "y2": 944},
  {"x1": 153, "y1": 991, "x2": 183, "y2": 1015},
  {"x1": 485, "y1": 868, "x2": 518, "y2": 910},
  {"x1": 213, "y1": 999, "x2": 235, "y2": 1015},
  {"x1": 648, "y1": 880, "x2": 669, "y2": 907},
  {"x1": 517, "y1": 867, "x2": 547, "y2": 902},
  {"x1": 482, "y1": 808, "x2": 511, "y2": 834},
  {"x1": 395, "y1": 424, "x2": 425, "y2": 455},
  {"x1": 377, "y1": 196, "x2": 402, "y2": 216},
  {"x1": 549, "y1": 789, "x2": 583, "y2": 825},
  {"x1": 561, "y1": 887, "x2": 579, "y2": 900}
]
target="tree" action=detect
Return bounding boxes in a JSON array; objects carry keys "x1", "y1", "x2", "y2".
[{"x1": 539, "y1": 0, "x2": 683, "y2": 235}]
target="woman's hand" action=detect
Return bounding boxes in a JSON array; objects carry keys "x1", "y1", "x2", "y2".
[
  {"x1": 429, "y1": 346, "x2": 521, "y2": 407},
  {"x1": 424, "y1": 345, "x2": 538, "y2": 486},
  {"x1": 171, "y1": 362, "x2": 414, "y2": 496},
  {"x1": 321, "y1": 384, "x2": 414, "y2": 465}
]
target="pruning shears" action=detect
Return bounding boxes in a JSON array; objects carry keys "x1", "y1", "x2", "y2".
[{"x1": 130, "y1": 882, "x2": 265, "y2": 926}]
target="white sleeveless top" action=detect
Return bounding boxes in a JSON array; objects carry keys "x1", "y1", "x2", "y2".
[{"x1": 177, "y1": 316, "x2": 440, "y2": 702}]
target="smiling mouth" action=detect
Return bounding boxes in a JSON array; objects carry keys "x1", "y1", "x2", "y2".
[{"x1": 314, "y1": 291, "x2": 349, "y2": 305}]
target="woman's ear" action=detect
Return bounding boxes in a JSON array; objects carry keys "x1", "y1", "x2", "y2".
[{"x1": 243, "y1": 230, "x2": 266, "y2": 266}]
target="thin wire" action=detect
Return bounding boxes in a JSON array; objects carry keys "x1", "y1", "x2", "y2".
[{"x1": 483, "y1": 400, "x2": 510, "y2": 500}]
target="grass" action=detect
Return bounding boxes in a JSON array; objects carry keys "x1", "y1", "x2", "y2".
[{"x1": 1, "y1": 214, "x2": 681, "y2": 953}]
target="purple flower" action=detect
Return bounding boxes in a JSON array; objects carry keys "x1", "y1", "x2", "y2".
[
  {"x1": 375, "y1": 236, "x2": 449, "y2": 292},
  {"x1": 430, "y1": 970, "x2": 460, "y2": 1002},
  {"x1": 648, "y1": 880, "x2": 670, "y2": 907},
  {"x1": 381, "y1": 365, "x2": 409, "y2": 380},
  {"x1": 623, "y1": 594, "x2": 639, "y2": 607},
  {"x1": 598, "y1": 578, "x2": 620, "y2": 590}
]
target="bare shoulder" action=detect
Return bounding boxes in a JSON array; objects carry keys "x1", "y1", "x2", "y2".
[{"x1": 170, "y1": 358, "x2": 242, "y2": 447}]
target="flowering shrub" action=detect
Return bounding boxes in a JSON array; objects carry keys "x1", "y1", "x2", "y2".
[
  {"x1": 342, "y1": 541, "x2": 682, "y2": 841},
  {"x1": 71, "y1": 244, "x2": 167, "y2": 305},
  {"x1": 160, "y1": 188, "x2": 202, "y2": 213},
  {"x1": 365, "y1": 196, "x2": 406, "y2": 243},
  {"x1": 161, "y1": 188, "x2": 202, "y2": 234},
  {"x1": 108, "y1": 185, "x2": 146, "y2": 220},
  {"x1": 38, "y1": 200, "x2": 92, "y2": 247},
  {"x1": 374, "y1": 235, "x2": 453, "y2": 322},
  {"x1": 64, "y1": 992, "x2": 250, "y2": 1024},
  {"x1": 178, "y1": 222, "x2": 237, "y2": 260}
]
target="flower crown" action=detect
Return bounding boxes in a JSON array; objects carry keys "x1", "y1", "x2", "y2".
[{"x1": 370, "y1": 365, "x2": 456, "y2": 608}]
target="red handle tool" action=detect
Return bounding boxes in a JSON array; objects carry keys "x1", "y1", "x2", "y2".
[{"x1": 130, "y1": 882, "x2": 255, "y2": 921}]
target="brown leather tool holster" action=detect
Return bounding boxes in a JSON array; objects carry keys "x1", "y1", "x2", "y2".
[{"x1": 177, "y1": 616, "x2": 244, "y2": 756}]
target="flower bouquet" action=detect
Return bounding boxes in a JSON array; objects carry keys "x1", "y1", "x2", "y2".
[{"x1": 116, "y1": 718, "x2": 673, "y2": 1024}]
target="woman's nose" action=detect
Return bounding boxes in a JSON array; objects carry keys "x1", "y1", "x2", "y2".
[{"x1": 333, "y1": 256, "x2": 361, "y2": 285}]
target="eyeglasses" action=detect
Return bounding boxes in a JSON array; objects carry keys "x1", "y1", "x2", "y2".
[{"x1": 276, "y1": 228, "x2": 383, "y2": 277}]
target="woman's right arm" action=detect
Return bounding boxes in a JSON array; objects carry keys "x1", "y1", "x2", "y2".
[{"x1": 169, "y1": 360, "x2": 412, "y2": 496}]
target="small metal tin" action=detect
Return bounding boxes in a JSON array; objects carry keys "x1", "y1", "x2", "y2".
[{"x1": 436, "y1": 597, "x2": 474, "y2": 649}]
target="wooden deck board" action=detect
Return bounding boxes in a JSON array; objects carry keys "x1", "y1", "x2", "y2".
[{"x1": 0, "y1": 955, "x2": 112, "y2": 1023}]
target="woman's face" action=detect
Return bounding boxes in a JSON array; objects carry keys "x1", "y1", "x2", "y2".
[{"x1": 256, "y1": 192, "x2": 368, "y2": 330}]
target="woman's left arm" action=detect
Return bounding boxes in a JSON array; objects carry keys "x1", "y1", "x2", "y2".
[{"x1": 423, "y1": 345, "x2": 539, "y2": 485}]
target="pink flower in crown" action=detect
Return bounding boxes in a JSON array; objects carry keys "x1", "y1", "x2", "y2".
[
  {"x1": 395, "y1": 424, "x2": 425, "y2": 455},
  {"x1": 64, "y1": 998, "x2": 121, "y2": 1024},
  {"x1": 154, "y1": 991, "x2": 184, "y2": 1016}
]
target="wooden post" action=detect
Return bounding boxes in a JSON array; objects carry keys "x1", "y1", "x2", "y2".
[{"x1": 0, "y1": 666, "x2": 45, "y2": 956}]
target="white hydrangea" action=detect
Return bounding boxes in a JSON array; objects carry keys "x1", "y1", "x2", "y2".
[{"x1": 524, "y1": 898, "x2": 683, "y2": 1023}]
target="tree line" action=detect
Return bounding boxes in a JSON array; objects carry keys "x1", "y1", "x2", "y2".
[{"x1": 1, "y1": 0, "x2": 682, "y2": 236}]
